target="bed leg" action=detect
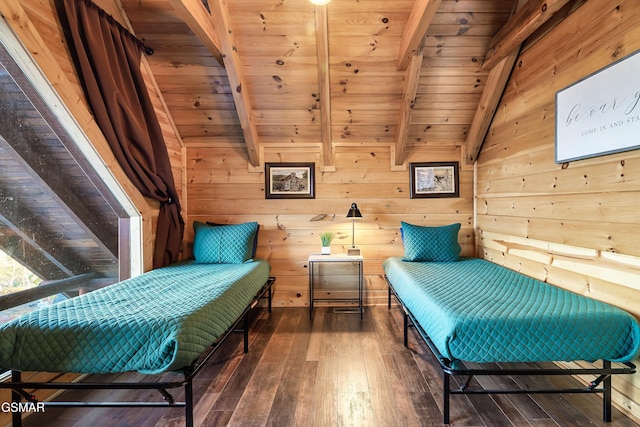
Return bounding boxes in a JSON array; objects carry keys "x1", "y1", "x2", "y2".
[
  {"x1": 443, "y1": 372, "x2": 451, "y2": 425},
  {"x1": 403, "y1": 310, "x2": 408, "y2": 347},
  {"x1": 268, "y1": 284, "x2": 272, "y2": 313},
  {"x1": 243, "y1": 313, "x2": 250, "y2": 353},
  {"x1": 603, "y1": 360, "x2": 612, "y2": 422},
  {"x1": 185, "y1": 377, "x2": 194, "y2": 427}
]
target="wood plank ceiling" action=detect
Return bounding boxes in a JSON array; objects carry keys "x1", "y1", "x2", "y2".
[{"x1": 120, "y1": 0, "x2": 581, "y2": 168}]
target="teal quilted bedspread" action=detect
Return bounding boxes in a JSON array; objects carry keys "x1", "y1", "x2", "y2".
[
  {"x1": 0, "y1": 260, "x2": 270, "y2": 374},
  {"x1": 383, "y1": 257, "x2": 640, "y2": 363}
]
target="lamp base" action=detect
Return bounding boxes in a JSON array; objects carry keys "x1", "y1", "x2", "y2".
[{"x1": 347, "y1": 247, "x2": 361, "y2": 256}]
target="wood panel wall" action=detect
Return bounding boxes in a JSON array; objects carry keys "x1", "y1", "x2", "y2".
[
  {"x1": 476, "y1": 0, "x2": 640, "y2": 422},
  {"x1": 184, "y1": 142, "x2": 474, "y2": 307}
]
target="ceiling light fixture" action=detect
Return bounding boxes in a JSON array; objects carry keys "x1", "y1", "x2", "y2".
[{"x1": 309, "y1": 0, "x2": 331, "y2": 5}]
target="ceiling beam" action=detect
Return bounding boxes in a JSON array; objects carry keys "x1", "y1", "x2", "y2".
[
  {"x1": 394, "y1": 46, "x2": 424, "y2": 166},
  {"x1": 208, "y1": 0, "x2": 261, "y2": 166},
  {"x1": 167, "y1": 0, "x2": 225, "y2": 67},
  {"x1": 482, "y1": 0, "x2": 573, "y2": 70},
  {"x1": 521, "y1": 0, "x2": 586, "y2": 53},
  {"x1": 315, "y1": 5, "x2": 334, "y2": 170},
  {"x1": 397, "y1": 0, "x2": 441, "y2": 71},
  {"x1": 464, "y1": 52, "x2": 519, "y2": 164},
  {"x1": 464, "y1": 0, "x2": 528, "y2": 164}
]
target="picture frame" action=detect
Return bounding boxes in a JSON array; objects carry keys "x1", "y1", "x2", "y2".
[
  {"x1": 265, "y1": 162, "x2": 315, "y2": 199},
  {"x1": 410, "y1": 162, "x2": 459, "y2": 198},
  {"x1": 555, "y1": 49, "x2": 640, "y2": 163}
]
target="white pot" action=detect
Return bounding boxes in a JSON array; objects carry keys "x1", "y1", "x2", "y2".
[{"x1": 321, "y1": 246, "x2": 331, "y2": 255}]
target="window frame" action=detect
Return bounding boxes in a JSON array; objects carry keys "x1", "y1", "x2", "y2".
[{"x1": 0, "y1": 19, "x2": 143, "y2": 289}]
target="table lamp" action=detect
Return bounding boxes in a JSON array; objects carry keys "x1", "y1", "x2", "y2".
[{"x1": 346, "y1": 202, "x2": 362, "y2": 255}]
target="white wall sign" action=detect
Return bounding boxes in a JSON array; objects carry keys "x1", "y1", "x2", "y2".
[{"x1": 555, "y1": 50, "x2": 640, "y2": 163}]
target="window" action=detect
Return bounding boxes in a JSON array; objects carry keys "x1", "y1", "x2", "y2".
[{"x1": 0, "y1": 20, "x2": 142, "y2": 320}]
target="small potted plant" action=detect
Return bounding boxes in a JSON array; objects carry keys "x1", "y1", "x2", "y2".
[{"x1": 320, "y1": 232, "x2": 334, "y2": 255}]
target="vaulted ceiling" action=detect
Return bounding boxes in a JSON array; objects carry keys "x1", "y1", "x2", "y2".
[{"x1": 121, "y1": 0, "x2": 582, "y2": 167}]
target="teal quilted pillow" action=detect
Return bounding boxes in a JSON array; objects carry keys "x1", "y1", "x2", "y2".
[
  {"x1": 401, "y1": 222, "x2": 461, "y2": 262},
  {"x1": 193, "y1": 221, "x2": 258, "y2": 264}
]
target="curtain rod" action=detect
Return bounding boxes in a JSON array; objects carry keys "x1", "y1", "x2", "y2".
[{"x1": 77, "y1": 0, "x2": 154, "y2": 55}]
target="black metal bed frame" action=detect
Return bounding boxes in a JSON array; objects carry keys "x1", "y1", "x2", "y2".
[
  {"x1": 386, "y1": 277, "x2": 637, "y2": 425},
  {"x1": 1, "y1": 276, "x2": 276, "y2": 427}
]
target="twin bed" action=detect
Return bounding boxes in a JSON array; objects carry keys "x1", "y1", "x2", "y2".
[
  {"x1": 384, "y1": 222, "x2": 640, "y2": 424},
  {"x1": 0, "y1": 221, "x2": 274, "y2": 427}
]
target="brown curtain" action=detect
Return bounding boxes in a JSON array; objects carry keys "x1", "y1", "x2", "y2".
[{"x1": 60, "y1": 0, "x2": 184, "y2": 268}]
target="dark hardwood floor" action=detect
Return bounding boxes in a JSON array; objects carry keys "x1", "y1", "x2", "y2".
[{"x1": 22, "y1": 305, "x2": 640, "y2": 427}]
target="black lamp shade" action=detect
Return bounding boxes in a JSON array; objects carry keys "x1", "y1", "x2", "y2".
[{"x1": 346, "y1": 203, "x2": 362, "y2": 218}]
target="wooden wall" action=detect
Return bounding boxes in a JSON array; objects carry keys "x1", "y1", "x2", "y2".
[
  {"x1": 475, "y1": 0, "x2": 640, "y2": 422},
  {"x1": 185, "y1": 142, "x2": 474, "y2": 307}
]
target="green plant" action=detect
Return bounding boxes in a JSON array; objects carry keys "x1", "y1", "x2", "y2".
[{"x1": 320, "y1": 232, "x2": 334, "y2": 246}]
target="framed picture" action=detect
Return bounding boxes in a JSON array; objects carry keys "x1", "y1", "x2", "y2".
[
  {"x1": 555, "y1": 49, "x2": 640, "y2": 163},
  {"x1": 410, "y1": 162, "x2": 459, "y2": 198},
  {"x1": 265, "y1": 162, "x2": 315, "y2": 199}
]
